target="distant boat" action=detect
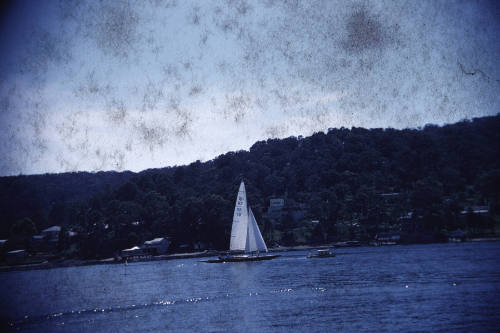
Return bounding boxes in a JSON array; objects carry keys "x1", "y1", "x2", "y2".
[
  {"x1": 204, "y1": 181, "x2": 280, "y2": 263},
  {"x1": 307, "y1": 249, "x2": 335, "y2": 258}
]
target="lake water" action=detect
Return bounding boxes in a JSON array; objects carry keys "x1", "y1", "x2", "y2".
[{"x1": 1, "y1": 242, "x2": 499, "y2": 332}]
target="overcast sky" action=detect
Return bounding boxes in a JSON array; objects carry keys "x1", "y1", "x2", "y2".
[{"x1": 0, "y1": 0, "x2": 498, "y2": 176}]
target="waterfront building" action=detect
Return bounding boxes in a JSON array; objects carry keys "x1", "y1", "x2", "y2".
[
  {"x1": 41, "y1": 226, "x2": 61, "y2": 241},
  {"x1": 121, "y1": 246, "x2": 144, "y2": 258},
  {"x1": 449, "y1": 229, "x2": 465, "y2": 242},
  {"x1": 6, "y1": 249, "x2": 26, "y2": 265},
  {"x1": 143, "y1": 237, "x2": 170, "y2": 255},
  {"x1": 374, "y1": 232, "x2": 401, "y2": 245}
]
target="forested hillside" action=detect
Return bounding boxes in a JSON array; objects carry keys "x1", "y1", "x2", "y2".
[
  {"x1": 0, "y1": 171, "x2": 134, "y2": 237},
  {"x1": 1, "y1": 115, "x2": 499, "y2": 258}
]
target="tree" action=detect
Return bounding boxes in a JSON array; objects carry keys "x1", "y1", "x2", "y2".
[
  {"x1": 58, "y1": 226, "x2": 69, "y2": 252},
  {"x1": 10, "y1": 217, "x2": 37, "y2": 239},
  {"x1": 0, "y1": 114, "x2": 499, "y2": 257},
  {"x1": 9, "y1": 217, "x2": 37, "y2": 249},
  {"x1": 310, "y1": 223, "x2": 325, "y2": 244},
  {"x1": 411, "y1": 177, "x2": 443, "y2": 215},
  {"x1": 115, "y1": 181, "x2": 140, "y2": 201},
  {"x1": 477, "y1": 169, "x2": 500, "y2": 201}
]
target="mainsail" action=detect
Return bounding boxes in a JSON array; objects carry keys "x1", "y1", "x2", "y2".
[
  {"x1": 229, "y1": 181, "x2": 268, "y2": 253},
  {"x1": 229, "y1": 181, "x2": 249, "y2": 251}
]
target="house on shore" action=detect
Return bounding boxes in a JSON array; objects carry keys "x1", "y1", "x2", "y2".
[
  {"x1": 193, "y1": 242, "x2": 207, "y2": 251},
  {"x1": 374, "y1": 232, "x2": 401, "y2": 245},
  {"x1": 6, "y1": 249, "x2": 27, "y2": 265},
  {"x1": 28, "y1": 226, "x2": 62, "y2": 252},
  {"x1": 449, "y1": 229, "x2": 465, "y2": 242},
  {"x1": 31, "y1": 235, "x2": 46, "y2": 252},
  {"x1": 265, "y1": 198, "x2": 285, "y2": 219},
  {"x1": 121, "y1": 246, "x2": 145, "y2": 258},
  {"x1": 30, "y1": 227, "x2": 78, "y2": 253},
  {"x1": 460, "y1": 206, "x2": 489, "y2": 216},
  {"x1": 143, "y1": 237, "x2": 170, "y2": 255},
  {"x1": 263, "y1": 198, "x2": 309, "y2": 224},
  {"x1": 42, "y1": 226, "x2": 61, "y2": 251},
  {"x1": 42, "y1": 226, "x2": 61, "y2": 241},
  {"x1": 458, "y1": 206, "x2": 492, "y2": 231}
]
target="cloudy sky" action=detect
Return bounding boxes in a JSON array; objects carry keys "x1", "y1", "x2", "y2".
[{"x1": 0, "y1": 0, "x2": 498, "y2": 176}]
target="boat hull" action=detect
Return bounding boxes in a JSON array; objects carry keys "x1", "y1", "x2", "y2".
[
  {"x1": 307, "y1": 254, "x2": 336, "y2": 258},
  {"x1": 202, "y1": 254, "x2": 281, "y2": 263}
]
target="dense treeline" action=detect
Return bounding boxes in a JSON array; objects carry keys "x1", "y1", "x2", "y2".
[
  {"x1": 1, "y1": 115, "x2": 499, "y2": 258},
  {"x1": 0, "y1": 171, "x2": 135, "y2": 237}
]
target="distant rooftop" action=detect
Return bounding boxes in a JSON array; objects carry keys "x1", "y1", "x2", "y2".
[
  {"x1": 460, "y1": 206, "x2": 489, "y2": 214},
  {"x1": 122, "y1": 246, "x2": 141, "y2": 252},
  {"x1": 8, "y1": 249, "x2": 25, "y2": 254},
  {"x1": 42, "y1": 226, "x2": 61, "y2": 232},
  {"x1": 270, "y1": 198, "x2": 284, "y2": 206},
  {"x1": 450, "y1": 229, "x2": 465, "y2": 238},
  {"x1": 144, "y1": 238, "x2": 167, "y2": 245}
]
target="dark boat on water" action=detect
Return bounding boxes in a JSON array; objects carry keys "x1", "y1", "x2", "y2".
[{"x1": 307, "y1": 249, "x2": 335, "y2": 258}]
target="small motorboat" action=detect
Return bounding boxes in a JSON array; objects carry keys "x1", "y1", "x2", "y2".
[{"x1": 307, "y1": 249, "x2": 335, "y2": 258}]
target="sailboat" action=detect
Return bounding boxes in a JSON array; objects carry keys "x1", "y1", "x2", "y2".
[{"x1": 204, "y1": 181, "x2": 280, "y2": 263}]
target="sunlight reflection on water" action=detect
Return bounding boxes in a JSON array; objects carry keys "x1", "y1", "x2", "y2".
[{"x1": 1, "y1": 242, "x2": 500, "y2": 332}]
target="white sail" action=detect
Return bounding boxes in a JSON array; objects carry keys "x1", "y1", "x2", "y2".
[
  {"x1": 246, "y1": 207, "x2": 268, "y2": 253},
  {"x1": 229, "y1": 181, "x2": 249, "y2": 252}
]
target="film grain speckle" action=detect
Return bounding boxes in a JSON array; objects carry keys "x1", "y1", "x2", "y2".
[{"x1": 0, "y1": 0, "x2": 498, "y2": 176}]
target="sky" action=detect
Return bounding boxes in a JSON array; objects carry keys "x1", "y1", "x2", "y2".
[{"x1": 0, "y1": 0, "x2": 498, "y2": 176}]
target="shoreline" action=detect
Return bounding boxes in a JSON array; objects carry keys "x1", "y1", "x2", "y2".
[
  {"x1": 1, "y1": 237, "x2": 499, "y2": 273},
  {"x1": 0, "y1": 250, "x2": 218, "y2": 273}
]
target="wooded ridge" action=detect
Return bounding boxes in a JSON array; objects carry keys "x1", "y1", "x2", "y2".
[{"x1": 1, "y1": 115, "x2": 499, "y2": 258}]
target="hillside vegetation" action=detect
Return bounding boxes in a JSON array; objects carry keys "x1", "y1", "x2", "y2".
[{"x1": 1, "y1": 115, "x2": 499, "y2": 258}]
